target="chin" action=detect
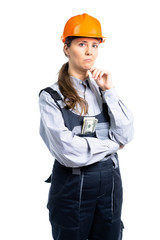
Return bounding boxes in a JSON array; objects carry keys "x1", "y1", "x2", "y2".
[{"x1": 83, "y1": 63, "x2": 94, "y2": 71}]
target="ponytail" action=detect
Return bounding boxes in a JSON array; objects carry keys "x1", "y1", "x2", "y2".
[{"x1": 58, "y1": 62, "x2": 88, "y2": 116}]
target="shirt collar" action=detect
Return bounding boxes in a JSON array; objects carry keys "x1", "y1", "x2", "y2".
[{"x1": 70, "y1": 76, "x2": 90, "y2": 88}]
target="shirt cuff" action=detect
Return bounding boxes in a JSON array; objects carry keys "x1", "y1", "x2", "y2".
[{"x1": 101, "y1": 87, "x2": 119, "y2": 103}]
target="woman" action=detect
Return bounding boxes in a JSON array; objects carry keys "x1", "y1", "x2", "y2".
[{"x1": 39, "y1": 13, "x2": 134, "y2": 240}]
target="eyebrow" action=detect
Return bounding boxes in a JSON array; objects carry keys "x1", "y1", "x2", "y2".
[{"x1": 78, "y1": 40, "x2": 99, "y2": 44}]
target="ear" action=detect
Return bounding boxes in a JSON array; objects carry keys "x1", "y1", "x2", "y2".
[{"x1": 63, "y1": 44, "x2": 70, "y2": 57}]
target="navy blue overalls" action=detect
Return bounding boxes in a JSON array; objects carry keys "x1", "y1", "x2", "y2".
[{"x1": 40, "y1": 87, "x2": 124, "y2": 240}]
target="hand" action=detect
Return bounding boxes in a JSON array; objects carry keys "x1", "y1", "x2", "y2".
[
  {"x1": 119, "y1": 145, "x2": 125, "y2": 150},
  {"x1": 89, "y1": 67, "x2": 113, "y2": 90}
]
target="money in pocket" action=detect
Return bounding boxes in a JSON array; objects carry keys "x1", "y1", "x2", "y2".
[{"x1": 82, "y1": 117, "x2": 98, "y2": 134}]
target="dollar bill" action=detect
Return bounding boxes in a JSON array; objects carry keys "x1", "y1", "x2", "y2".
[{"x1": 82, "y1": 117, "x2": 98, "y2": 134}]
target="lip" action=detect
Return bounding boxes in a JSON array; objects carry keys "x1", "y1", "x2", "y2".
[{"x1": 84, "y1": 59, "x2": 93, "y2": 62}]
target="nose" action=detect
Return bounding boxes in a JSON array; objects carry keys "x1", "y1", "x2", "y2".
[{"x1": 85, "y1": 44, "x2": 92, "y2": 56}]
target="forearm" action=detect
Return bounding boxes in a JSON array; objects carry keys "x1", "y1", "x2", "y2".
[
  {"x1": 102, "y1": 87, "x2": 134, "y2": 145},
  {"x1": 40, "y1": 119, "x2": 119, "y2": 168}
]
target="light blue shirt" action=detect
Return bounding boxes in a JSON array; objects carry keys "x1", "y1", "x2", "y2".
[{"x1": 39, "y1": 76, "x2": 134, "y2": 168}]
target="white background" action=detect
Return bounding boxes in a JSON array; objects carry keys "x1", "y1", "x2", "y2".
[{"x1": 0, "y1": 0, "x2": 160, "y2": 239}]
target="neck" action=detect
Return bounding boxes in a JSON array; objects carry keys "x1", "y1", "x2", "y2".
[{"x1": 68, "y1": 65, "x2": 89, "y2": 81}]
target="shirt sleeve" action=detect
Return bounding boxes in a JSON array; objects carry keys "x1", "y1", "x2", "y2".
[
  {"x1": 39, "y1": 91, "x2": 119, "y2": 168},
  {"x1": 102, "y1": 87, "x2": 134, "y2": 145}
]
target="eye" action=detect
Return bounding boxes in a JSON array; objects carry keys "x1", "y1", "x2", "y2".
[
  {"x1": 79, "y1": 42, "x2": 86, "y2": 47},
  {"x1": 92, "y1": 44, "x2": 99, "y2": 48}
]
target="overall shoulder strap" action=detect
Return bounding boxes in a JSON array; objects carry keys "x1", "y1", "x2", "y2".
[{"x1": 39, "y1": 87, "x2": 62, "y2": 112}]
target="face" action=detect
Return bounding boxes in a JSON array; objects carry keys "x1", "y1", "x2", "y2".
[{"x1": 64, "y1": 38, "x2": 99, "y2": 73}]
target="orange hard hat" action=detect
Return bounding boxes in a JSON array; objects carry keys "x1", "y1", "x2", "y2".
[{"x1": 61, "y1": 13, "x2": 106, "y2": 43}]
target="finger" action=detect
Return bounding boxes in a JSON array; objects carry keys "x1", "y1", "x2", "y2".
[
  {"x1": 119, "y1": 145, "x2": 125, "y2": 150},
  {"x1": 89, "y1": 67, "x2": 96, "y2": 73},
  {"x1": 99, "y1": 70, "x2": 105, "y2": 79},
  {"x1": 95, "y1": 70, "x2": 107, "y2": 81},
  {"x1": 90, "y1": 68, "x2": 98, "y2": 78},
  {"x1": 93, "y1": 69, "x2": 102, "y2": 80},
  {"x1": 89, "y1": 68, "x2": 97, "y2": 78},
  {"x1": 91, "y1": 68, "x2": 102, "y2": 80}
]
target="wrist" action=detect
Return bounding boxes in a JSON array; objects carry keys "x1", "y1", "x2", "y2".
[
  {"x1": 103, "y1": 87, "x2": 112, "y2": 91},
  {"x1": 102, "y1": 83, "x2": 113, "y2": 91},
  {"x1": 101, "y1": 86, "x2": 113, "y2": 91}
]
